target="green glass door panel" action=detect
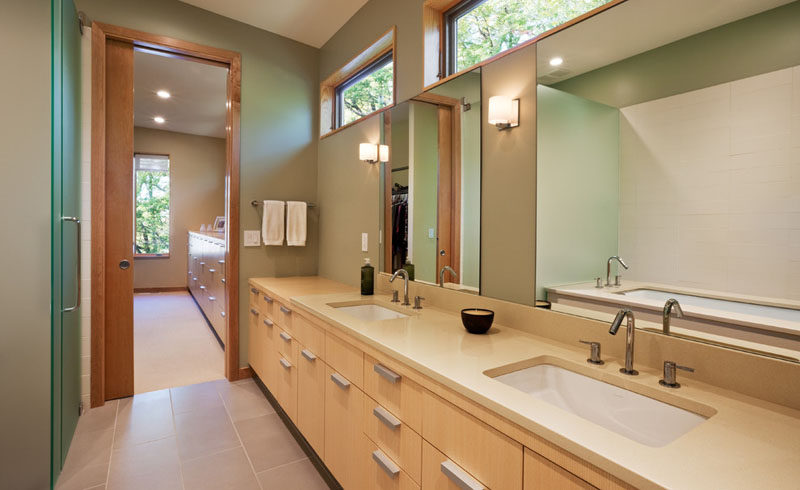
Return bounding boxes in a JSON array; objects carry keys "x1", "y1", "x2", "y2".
[{"x1": 51, "y1": 0, "x2": 82, "y2": 485}]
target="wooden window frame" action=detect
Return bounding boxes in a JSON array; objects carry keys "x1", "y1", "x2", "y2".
[
  {"x1": 320, "y1": 27, "x2": 396, "y2": 138},
  {"x1": 422, "y1": 0, "x2": 627, "y2": 90},
  {"x1": 133, "y1": 152, "x2": 171, "y2": 259},
  {"x1": 334, "y1": 50, "x2": 394, "y2": 129}
]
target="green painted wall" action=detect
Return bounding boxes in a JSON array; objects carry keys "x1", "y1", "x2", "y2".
[
  {"x1": 553, "y1": 1, "x2": 800, "y2": 107},
  {"x1": 76, "y1": 0, "x2": 320, "y2": 367},
  {"x1": 535, "y1": 85, "x2": 619, "y2": 300},
  {"x1": 410, "y1": 101, "x2": 439, "y2": 284}
]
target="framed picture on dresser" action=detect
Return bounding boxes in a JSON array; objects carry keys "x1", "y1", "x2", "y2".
[{"x1": 213, "y1": 216, "x2": 225, "y2": 231}]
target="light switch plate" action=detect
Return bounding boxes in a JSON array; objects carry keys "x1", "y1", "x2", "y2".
[
  {"x1": 244, "y1": 230, "x2": 261, "y2": 247},
  {"x1": 428, "y1": 228, "x2": 435, "y2": 239},
  {"x1": 361, "y1": 233, "x2": 369, "y2": 252}
]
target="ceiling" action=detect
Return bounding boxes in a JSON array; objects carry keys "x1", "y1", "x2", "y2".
[
  {"x1": 537, "y1": 0, "x2": 796, "y2": 84},
  {"x1": 134, "y1": 49, "x2": 228, "y2": 138},
  {"x1": 178, "y1": 0, "x2": 370, "y2": 48}
]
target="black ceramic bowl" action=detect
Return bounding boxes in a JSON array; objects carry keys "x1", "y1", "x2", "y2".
[{"x1": 461, "y1": 309, "x2": 494, "y2": 334}]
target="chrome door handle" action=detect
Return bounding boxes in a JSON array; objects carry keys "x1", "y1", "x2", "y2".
[
  {"x1": 61, "y1": 217, "x2": 81, "y2": 312},
  {"x1": 330, "y1": 372, "x2": 350, "y2": 390},
  {"x1": 374, "y1": 363, "x2": 401, "y2": 384},
  {"x1": 373, "y1": 406, "x2": 401, "y2": 430},
  {"x1": 441, "y1": 460, "x2": 484, "y2": 490},
  {"x1": 119, "y1": 259, "x2": 130, "y2": 270},
  {"x1": 280, "y1": 305, "x2": 291, "y2": 315},
  {"x1": 372, "y1": 450, "x2": 400, "y2": 478},
  {"x1": 301, "y1": 349, "x2": 316, "y2": 361}
]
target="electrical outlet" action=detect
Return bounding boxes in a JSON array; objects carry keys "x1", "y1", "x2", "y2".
[
  {"x1": 244, "y1": 230, "x2": 261, "y2": 247},
  {"x1": 361, "y1": 233, "x2": 369, "y2": 252}
]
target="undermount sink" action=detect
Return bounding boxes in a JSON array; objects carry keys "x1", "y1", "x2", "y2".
[
  {"x1": 491, "y1": 363, "x2": 709, "y2": 447},
  {"x1": 333, "y1": 303, "x2": 409, "y2": 322}
]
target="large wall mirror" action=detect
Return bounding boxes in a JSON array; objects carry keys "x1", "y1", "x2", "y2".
[
  {"x1": 536, "y1": 0, "x2": 800, "y2": 362},
  {"x1": 381, "y1": 68, "x2": 482, "y2": 294}
]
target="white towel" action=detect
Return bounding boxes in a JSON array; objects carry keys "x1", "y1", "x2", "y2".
[
  {"x1": 262, "y1": 200, "x2": 285, "y2": 246},
  {"x1": 286, "y1": 201, "x2": 307, "y2": 247}
]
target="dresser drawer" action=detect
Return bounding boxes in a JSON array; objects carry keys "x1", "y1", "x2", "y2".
[
  {"x1": 297, "y1": 345, "x2": 326, "y2": 457},
  {"x1": 275, "y1": 299, "x2": 294, "y2": 332},
  {"x1": 365, "y1": 436, "x2": 420, "y2": 490},
  {"x1": 275, "y1": 343, "x2": 299, "y2": 422},
  {"x1": 276, "y1": 327, "x2": 297, "y2": 365},
  {"x1": 325, "y1": 332, "x2": 364, "y2": 388},
  {"x1": 364, "y1": 396, "x2": 422, "y2": 484},
  {"x1": 324, "y1": 366, "x2": 365, "y2": 490},
  {"x1": 258, "y1": 290, "x2": 276, "y2": 319},
  {"x1": 364, "y1": 354, "x2": 422, "y2": 431},
  {"x1": 293, "y1": 313, "x2": 325, "y2": 360},
  {"x1": 422, "y1": 390, "x2": 523, "y2": 489},
  {"x1": 422, "y1": 440, "x2": 488, "y2": 490},
  {"x1": 248, "y1": 284, "x2": 260, "y2": 308},
  {"x1": 524, "y1": 448, "x2": 595, "y2": 490}
]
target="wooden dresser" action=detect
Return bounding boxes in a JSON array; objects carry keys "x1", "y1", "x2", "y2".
[{"x1": 188, "y1": 231, "x2": 226, "y2": 343}]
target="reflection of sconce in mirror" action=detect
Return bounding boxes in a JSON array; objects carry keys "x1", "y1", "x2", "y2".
[
  {"x1": 488, "y1": 95, "x2": 519, "y2": 130},
  {"x1": 359, "y1": 143, "x2": 390, "y2": 164}
]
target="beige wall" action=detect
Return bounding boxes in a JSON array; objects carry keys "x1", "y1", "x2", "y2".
[
  {"x1": 0, "y1": 1, "x2": 52, "y2": 487},
  {"x1": 76, "y1": 0, "x2": 320, "y2": 366},
  {"x1": 133, "y1": 127, "x2": 226, "y2": 289}
]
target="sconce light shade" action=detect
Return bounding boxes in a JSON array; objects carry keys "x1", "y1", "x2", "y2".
[
  {"x1": 359, "y1": 143, "x2": 378, "y2": 163},
  {"x1": 379, "y1": 144, "x2": 390, "y2": 163},
  {"x1": 488, "y1": 95, "x2": 520, "y2": 130}
]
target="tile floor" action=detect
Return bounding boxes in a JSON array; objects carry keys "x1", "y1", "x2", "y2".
[
  {"x1": 55, "y1": 378, "x2": 329, "y2": 490},
  {"x1": 134, "y1": 292, "x2": 225, "y2": 394}
]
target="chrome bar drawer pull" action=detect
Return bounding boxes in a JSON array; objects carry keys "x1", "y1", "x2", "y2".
[
  {"x1": 280, "y1": 305, "x2": 292, "y2": 315},
  {"x1": 301, "y1": 349, "x2": 317, "y2": 362},
  {"x1": 279, "y1": 358, "x2": 292, "y2": 370},
  {"x1": 250, "y1": 308, "x2": 259, "y2": 315},
  {"x1": 221, "y1": 278, "x2": 226, "y2": 283},
  {"x1": 218, "y1": 259, "x2": 225, "y2": 264},
  {"x1": 208, "y1": 296, "x2": 216, "y2": 301},
  {"x1": 372, "y1": 450, "x2": 400, "y2": 478},
  {"x1": 263, "y1": 319, "x2": 273, "y2": 327},
  {"x1": 441, "y1": 460, "x2": 484, "y2": 490},
  {"x1": 374, "y1": 363, "x2": 401, "y2": 384},
  {"x1": 193, "y1": 277, "x2": 198, "y2": 281},
  {"x1": 372, "y1": 406, "x2": 401, "y2": 430},
  {"x1": 250, "y1": 287, "x2": 258, "y2": 294},
  {"x1": 199, "y1": 285, "x2": 206, "y2": 290},
  {"x1": 279, "y1": 332, "x2": 292, "y2": 342},
  {"x1": 263, "y1": 295, "x2": 273, "y2": 304},
  {"x1": 200, "y1": 262, "x2": 205, "y2": 266},
  {"x1": 220, "y1": 311, "x2": 226, "y2": 318},
  {"x1": 330, "y1": 372, "x2": 350, "y2": 390},
  {"x1": 208, "y1": 268, "x2": 216, "y2": 273}
]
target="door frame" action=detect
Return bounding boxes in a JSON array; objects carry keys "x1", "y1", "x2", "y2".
[{"x1": 90, "y1": 22, "x2": 243, "y2": 407}]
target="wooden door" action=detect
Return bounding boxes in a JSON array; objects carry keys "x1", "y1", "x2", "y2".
[
  {"x1": 103, "y1": 38, "x2": 135, "y2": 400},
  {"x1": 436, "y1": 105, "x2": 461, "y2": 279},
  {"x1": 325, "y1": 366, "x2": 366, "y2": 490},
  {"x1": 297, "y1": 345, "x2": 326, "y2": 457}
]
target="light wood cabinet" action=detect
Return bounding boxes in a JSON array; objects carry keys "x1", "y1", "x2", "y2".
[
  {"x1": 297, "y1": 344, "x2": 326, "y2": 457},
  {"x1": 275, "y1": 340, "x2": 299, "y2": 422},
  {"x1": 364, "y1": 395, "x2": 422, "y2": 484},
  {"x1": 325, "y1": 365, "x2": 365, "y2": 490},
  {"x1": 422, "y1": 440, "x2": 488, "y2": 490},
  {"x1": 524, "y1": 448, "x2": 595, "y2": 490},
  {"x1": 364, "y1": 354, "x2": 423, "y2": 432},
  {"x1": 261, "y1": 315, "x2": 278, "y2": 392},
  {"x1": 247, "y1": 305, "x2": 263, "y2": 378},
  {"x1": 188, "y1": 232, "x2": 226, "y2": 343},
  {"x1": 325, "y1": 333, "x2": 364, "y2": 389},
  {"x1": 365, "y1": 436, "x2": 421, "y2": 490},
  {"x1": 294, "y1": 313, "x2": 326, "y2": 359}
]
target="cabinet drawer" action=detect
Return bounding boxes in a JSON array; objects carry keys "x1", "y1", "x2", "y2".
[
  {"x1": 293, "y1": 313, "x2": 325, "y2": 360},
  {"x1": 248, "y1": 284, "x2": 260, "y2": 307},
  {"x1": 276, "y1": 327, "x2": 297, "y2": 364},
  {"x1": 258, "y1": 290, "x2": 276, "y2": 319},
  {"x1": 325, "y1": 332, "x2": 364, "y2": 388},
  {"x1": 324, "y1": 366, "x2": 365, "y2": 490},
  {"x1": 364, "y1": 396, "x2": 422, "y2": 484},
  {"x1": 275, "y1": 343, "x2": 299, "y2": 422},
  {"x1": 365, "y1": 436, "x2": 421, "y2": 490},
  {"x1": 524, "y1": 449, "x2": 595, "y2": 490},
  {"x1": 297, "y1": 346, "x2": 326, "y2": 457},
  {"x1": 247, "y1": 306, "x2": 262, "y2": 377},
  {"x1": 422, "y1": 440, "x2": 488, "y2": 490},
  {"x1": 422, "y1": 391, "x2": 523, "y2": 490},
  {"x1": 275, "y1": 299, "x2": 294, "y2": 332},
  {"x1": 261, "y1": 317, "x2": 278, "y2": 393},
  {"x1": 365, "y1": 354, "x2": 422, "y2": 431}
]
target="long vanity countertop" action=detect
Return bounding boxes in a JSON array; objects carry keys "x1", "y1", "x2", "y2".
[
  {"x1": 286, "y1": 290, "x2": 800, "y2": 490},
  {"x1": 188, "y1": 230, "x2": 225, "y2": 245}
]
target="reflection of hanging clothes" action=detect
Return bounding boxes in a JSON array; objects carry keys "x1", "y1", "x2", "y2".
[{"x1": 391, "y1": 189, "x2": 408, "y2": 271}]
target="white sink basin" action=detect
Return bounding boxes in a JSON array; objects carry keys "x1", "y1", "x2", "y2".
[
  {"x1": 334, "y1": 304, "x2": 409, "y2": 322},
  {"x1": 492, "y1": 364, "x2": 708, "y2": 447}
]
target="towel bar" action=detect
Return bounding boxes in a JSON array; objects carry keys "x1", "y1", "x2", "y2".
[{"x1": 250, "y1": 200, "x2": 315, "y2": 208}]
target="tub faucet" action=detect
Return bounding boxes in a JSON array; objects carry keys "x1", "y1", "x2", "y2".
[
  {"x1": 390, "y1": 269, "x2": 411, "y2": 306},
  {"x1": 609, "y1": 308, "x2": 638, "y2": 375},
  {"x1": 606, "y1": 256, "x2": 629, "y2": 286},
  {"x1": 662, "y1": 298, "x2": 684, "y2": 335},
  {"x1": 439, "y1": 266, "x2": 458, "y2": 287}
]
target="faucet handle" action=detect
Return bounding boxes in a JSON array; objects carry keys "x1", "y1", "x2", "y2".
[
  {"x1": 413, "y1": 296, "x2": 425, "y2": 310},
  {"x1": 659, "y1": 360, "x2": 694, "y2": 388},
  {"x1": 595, "y1": 277, "x2": 603, "y2": 288},
  {"x1": 579, "y1": 340, "x2": 604, "y2": 365},
  {"x1": 391, "y1": 290, "x2": 399, "y2": 303}
]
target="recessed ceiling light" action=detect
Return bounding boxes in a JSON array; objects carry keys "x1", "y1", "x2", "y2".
[
  {"x1": 153, "y1": 116, "x2": 165, "y2": 124},
  {"x1": 156, "y1": 90, "x2": 171, "y2": 99},
  {"x1": 549, "y1": 57, "x2": 563, "y2": 67}
]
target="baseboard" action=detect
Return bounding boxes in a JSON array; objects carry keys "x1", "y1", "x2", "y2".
[
  {"x1": 237, "y1": 367, "x2": 252, "y2": 380},
  {"x1": 133, "y1": 286, "x2": 188, "y2": 293},
  {"x1": 251, "y1": 372, "x2": 342, "y2": 490},
  {"x1": 187, "y1": 289, "x2": 226, "y2": 350}
]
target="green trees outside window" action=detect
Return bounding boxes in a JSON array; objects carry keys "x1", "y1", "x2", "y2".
[
  {"x1": 338, "y1": 54, "x2": 393, "y2": 127},
  {"x1": 451, "y1": 0, "x2": 611, "y2": 73},
  {"x1": 134, "y1": 154, "x2": 170, "y2": 255}
]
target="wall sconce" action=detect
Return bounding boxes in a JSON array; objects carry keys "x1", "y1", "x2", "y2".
[
  {"x1": 360, "y1": 143, "x2": 390, "y2": 164},
  {"x1": 488, "y1": 95, "x2": 519, "y2": 130}
]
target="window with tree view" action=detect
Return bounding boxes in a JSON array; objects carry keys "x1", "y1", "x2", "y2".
[
  {"x1": 336, "y1": 51, "x2": 393, "y2": 127},
  {"x1": 134, "y1": 154, "x2": 170, "y2": 256},
  {"x1": 446, "y1": 0, "x2": 612, "y2": 74}
]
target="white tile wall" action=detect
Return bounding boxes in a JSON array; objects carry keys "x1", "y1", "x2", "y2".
[
  {"x1": 80, "y1": 28, "x2": 92, "y2": 409},
  {"x1": 619, "y1": 66, "x2": 800, "y2": 301}
]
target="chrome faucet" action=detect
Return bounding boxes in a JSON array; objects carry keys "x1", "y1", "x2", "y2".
[
  {"x1": 439, "y1": 265, "x2": 458, "y2": 287},
  {"x1": 609, "y1": 308, "x2": 638, "y2": 375},
  {"x1": 606, "y1": 256, "x2": 629, "y2": 286},
  {"x1": 390, "y1": 269, "x2": 411, "y2": 306},
  {"x1": 662, "y1": 298, "x2": 684, "y2": 335}
]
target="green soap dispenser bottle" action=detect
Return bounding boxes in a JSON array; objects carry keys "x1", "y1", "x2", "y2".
[{"x1": 361, "y1": 258, "x2": 374, "y2": 295}]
